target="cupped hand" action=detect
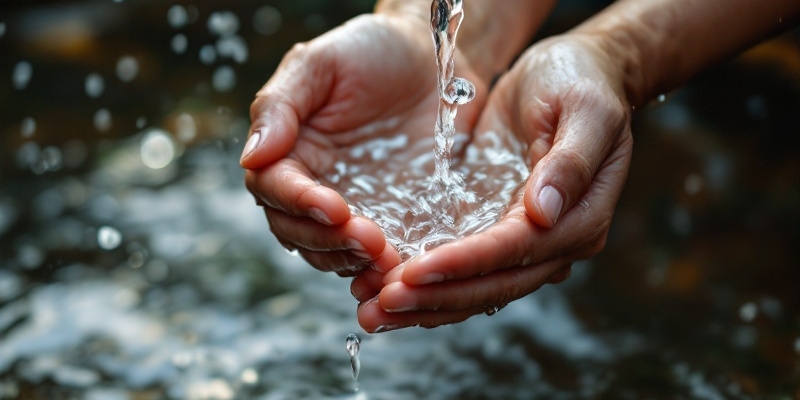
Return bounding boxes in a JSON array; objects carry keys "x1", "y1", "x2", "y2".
[
  {"x1": 242, "y1": 13, "x2": 487, "y2": 276},
  {"x1": 353, "y1": 33, "x2": 635, "y2": 332}
]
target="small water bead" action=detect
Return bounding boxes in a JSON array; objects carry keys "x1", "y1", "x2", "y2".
[
  {"x1": 658, "y1": 94, "x2": 666, "y2": 102},
  {"x1": 738, "y1": 302, "x2": 758, "y2": 322},
  {"x1": 13, "y1": 61, "x2": 32, "y2": 90},
  {"x1": 212, "y1": 66, "x2": 236, "y2": 92},
  {"x1": 208, "y1": 11, "x2": 239, "y2": 37},
  {"x1": 171, "y1": 34, "x2": 188, "y2": 54},
  {"x1": 97, "y1": 226, "x2": 122, "y2": 250},
  {"x1": 93, "y1": 108, "x2": 113, "y2": 132},
  {"x1": 85, "y1": 73, "x2": 105, "y2": 98},
  {"x1": 443, "y1": 77, "x2": 475, "y2": 105},
  {"x1": 20, "y1": 117, "x2": 36, "y2": 138},
  {"x1": 116, "y1": 56, "x2": 139, "y2": 82},
  {"x1": 140, "y1": 129, "x2": 176, "y2": 169},
  {"x1": 345, "y1": 333, "x2": 361, "y2": 391},
  {"x1": 253, "y1": 6, "x2": 282, "y2": 36},
  {"x1": 216, "y1": 35, "x2": 248, "y2": 64},
  {"x1": 199, "y1": 45, "x2": 217, "y2": 65},
  {"x1": 167, "y1": 5, "x2": 189, "y2": 29}
]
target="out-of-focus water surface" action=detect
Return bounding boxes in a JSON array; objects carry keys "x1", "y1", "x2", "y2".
[{"x1": 1, "y1": 1, "x2": 799, "y2": 399}]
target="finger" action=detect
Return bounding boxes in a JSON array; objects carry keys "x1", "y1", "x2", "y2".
[
  {"x1": 546, "y1": 265, "x2": 572, "y2": 284},
  {"x1": 246, "y1": 159, "x2": 350, "y2": 226},
  {"x1": 396, "y1": 209, "x2": 543, "y2": 285},
  {"x1": 381, "y1": 259, "x2": 568, "y2": 312},
  {"x1": 524, "y1": 80, "x2": 628, "y2": 228},
  {"x1": 357, "y1": 297, "x2": 484, "y2": 333},
  {"x1": 266, "y1": 209, "x2": 387, "y2": 258},
  {"x1": 298, "y1": 248, "x2": 373, "y2": 276},
  {"x1": 241, "y1": 42, "x2": 333, "y2": 169},
  {"x1": 351, "y1": 269, "x2": 385, "y2": 303}
]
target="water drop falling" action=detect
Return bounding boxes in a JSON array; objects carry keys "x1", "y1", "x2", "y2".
[
  {"x1": 116, "y1": 56, "x2": 139, "y2": 82},
  {"x1": 171, "y1": 34, "x2": 188, "y2": 54},
  {"x1": 167, "y1": 5, "x2": 189, "y2": 29},
  {"x1": 93, "y1": 108, "x2": 113, "y2": 132},
  {"x1": 253, "y1": 6, "x2": 282, "y2": 36},
  {"x1": 20, "y1": 117, "x2": 36, "y2": 138},
  {"x1": 97, "y1": 226, "x2": 122, "y2": 250},
  {"x1": 12, "y1": 61, "x2": 32, "y2": 90},
  {"x1": 208, "y1": 11, "x2": 239, "y2": 36},
  {"x1": 85, "y1": 73, "x2": 105, "y2": 98},
  {"x1": 658, "y1": 94, "x2": 666, "y2": 102},
  {"x1": 140, "y1": 129, "x2": 176, "y2": 169},
  {"x1": 345, "y1": 333, "x2": 361, "y2": 392}
]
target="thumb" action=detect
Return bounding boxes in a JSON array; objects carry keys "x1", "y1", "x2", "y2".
[
  {"x1": 524, "y1": 81, "x2": 628, "y2": 228},
  {"x1": 240, "y1": 42, "x2": 333, "y2": 169}
]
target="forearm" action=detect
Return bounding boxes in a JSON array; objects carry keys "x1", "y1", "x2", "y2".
[
  {"x1": 574, "y1": 0, "x2": 800, "y2": 107},
  {"x1": 376, "y1": 0, "x2": 558, "y2": 83}
]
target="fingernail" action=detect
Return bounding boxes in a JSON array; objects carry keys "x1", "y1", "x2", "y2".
[
  {"x1": 309, "y1": 207, "x2": 333, "y2": 225},
  {"x1": 374, "y1": 324, "x2": 402, "y2": 333},
  {"x1": 240, "y1": 130, "x2": 262, "y2": 163},
  {"x1": 415, "y1": 272, "x2": 445, "y2": 285},
  {"x1": 539, "y1": 185, "x2": 564, "y2": 226},
  {"x1": 384, "y1": 297, "x2": 416, "y2": 313},
  {"x1": 347, "y1": 238, "x2": 366, "y2": 252}
]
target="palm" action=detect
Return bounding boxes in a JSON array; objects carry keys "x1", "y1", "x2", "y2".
[{"x1": 289, "y1": 15, "x2": 485, "y2": 179}]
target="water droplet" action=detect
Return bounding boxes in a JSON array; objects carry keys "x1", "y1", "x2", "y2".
[
  {"x1": 20, "y1": 117, "x2": 36, "y2": 138},
  {"x1": 253, "y1": 6, "x2": 282, "y2": 36},
  {"x1": 175, "y1": 113, "x2": 197, "y2": 142},
  {"x1": 12, "y1": 61, "x2": 32, "y2": 90},
  {"x1": 484, "y1": 306, "x2": 499, "y2": 316},
  {"x1": 216, "y1": 35, "x2": 248, "y2": 64},
  {"x1": 171, "y1": 33, "x2": 188, "y2": 54},
  {"x1": 85, "y1": 73, "x2": 105, "y2": 98},
  {"x1": 93, "y1": 108, "x2": 113, "y2": 132},
  {"x1": 345, "y1": 333, "x2": 361, "y2": 391},
  {"x1": 167, "y1": 5, "x2": 189, "y2": 28},
  {"x1": 116, "y1": 56, "x2": 139, "y2": 82},
  {"x1": 684, "y1": 173, "x2": 703, "y2": 195},
  {"x1": 240, "y1": 368, "x2": 259, "y2": 385},
  {"x1": 97, "y1": 226, "x2": 122, "y2": 250},
  {"x1": 199, "y1": 44, "x2": 217, "y2": 64},
  {"x1": 140, "y1": 129, "x2": 176, "y2": 169},
  {"x1": 443, "y1": 77, "x2": 475, "y2": 105},
  {"x1": 208, "y1": 11, "x2": 239, "y2": 36},
  {"x1": 739, "y1": 302, "x2": 758, "y2": 322},
  {"x1": 136, "y1": 116, "x2": 147, "y2": 128},
  {"x1": 212, "y1": 65, "x2": 236, "y2": 92}
]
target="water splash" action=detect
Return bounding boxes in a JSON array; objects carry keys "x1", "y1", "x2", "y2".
[{"x1": 345, "y1": 333, "x2": 361, "y2": 392}]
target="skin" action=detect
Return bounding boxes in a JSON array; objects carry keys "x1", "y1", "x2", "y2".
[{"x1": 244, "y1": 0, "x2": 800, "y2": 333}]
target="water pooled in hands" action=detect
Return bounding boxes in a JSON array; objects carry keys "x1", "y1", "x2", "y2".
[
  {"x1": 345, "y1": 333, "x2": 361, "y2": 392},
  {"x1": 322, "y1": 0, "x2": 528, "y2": 259}
]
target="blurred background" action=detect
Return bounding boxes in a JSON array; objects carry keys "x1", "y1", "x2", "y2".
[{"x1": 1, "y1": 1, "x2": 798, "y2": 399}]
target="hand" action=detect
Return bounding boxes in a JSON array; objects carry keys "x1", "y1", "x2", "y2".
[
  {"x1": 242, "y1": 13, "x2": 487, "y2": 276},
  {"x1": 352, "y1": 33, "x2": 635, "y2": 332}
]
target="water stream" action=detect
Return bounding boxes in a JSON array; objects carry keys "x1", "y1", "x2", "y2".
[{"x1": 322, "y1": 0, "x2": 528, "y2": 259}]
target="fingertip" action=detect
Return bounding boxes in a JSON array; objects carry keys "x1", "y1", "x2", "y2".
[
  {"x1": 378, "y1": 282, "x2": 416, "y2": 313},
  {"x1": 357, "y1": 297, "x2": 393, "y2": 334},
  {"x1": 400, "y1": 252, "x2": 446, "y2": 285},
  {"x1": 351, "y1": 271, "x2": 382, "y2": 302},
  {"x1": 372, "y1": 242, "x2": 402, "y2": 273},
  {"x1": 525, "y1": 184, "x2": 562, "y2": 228},
  {"x1": 305, "y1": 186, "x2": 350, "y2": 226},
  {"x1": 240, "y1": 126, "x2": 294, "y2": 169}
]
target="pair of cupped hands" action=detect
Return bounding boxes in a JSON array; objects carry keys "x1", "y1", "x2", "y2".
[{"x1": 241, "y1": 13, "x2": 633, "y2": 333}]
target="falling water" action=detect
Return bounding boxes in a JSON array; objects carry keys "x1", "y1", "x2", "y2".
[
  {"x1": 345, "y1": 333, "x2": 361, "y2": 392},
  {"x1": 320, "y1": 0, "x2": 529, "y2": 259}
]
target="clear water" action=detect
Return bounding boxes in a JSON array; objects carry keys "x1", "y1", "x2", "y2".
[
  {"x1": 345, "y1": 333, "x2": 361, "y2": 391},
  {"x1": 322, "y1": 0, "x2": 526, "y2": 259}
]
